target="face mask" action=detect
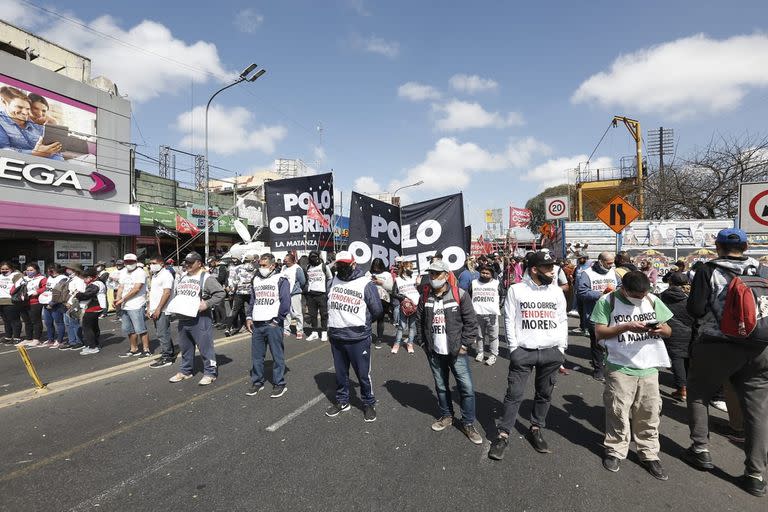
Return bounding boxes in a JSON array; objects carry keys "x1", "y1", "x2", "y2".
[
  {"x1": 96, "y1": 266, "x2": 104, "y2": 272},
  {"x1": 258, "y1": 267, "x2": 272, "y2": 278},
  {"x1": 336, "y1": 265, "x2": 354, "y2": 280},
  {"x1": 125, "y1": 264, "x2": 137, "y2": 271},
  {"x1": 0, "y1": 270, "x2": 8, "y2": 275},
  {"x1": 430, "y1": 278, "x2": 446, "y2": 289},
  {"x1": 479, "y1": 275, "x2": 491, "y2": 283},
  {"x1": 404, "y1": 269, "x2": 413, "y2": 277},
  {"x1": 26, "y1": 271, "x2": 36, "y2": 277},
  {"x1": 65, "y1": 269, "x2": 74, "y2": 276},
  {"x1": 537, "y1": 273, "x2": 554, "y2": 286},
  {"x1": 599, "y1": 262, "x2": 614, "y2": 271},
  {"x1": 246, "y1": 263, "x2": 255, "y2": 271},
  {"x1": 626, "y1": 296, "x2": 644, "y2": 307},
  {"x1": 149, "y1": 264, "x2": 162, "y2": 274},
  {"x1": 309, "y1": 256, "x2": 320, "y2": 266}
]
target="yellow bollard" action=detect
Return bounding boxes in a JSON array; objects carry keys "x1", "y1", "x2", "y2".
[{"x1": 16, "y1": 345, "x2": 46, "y2": 390}]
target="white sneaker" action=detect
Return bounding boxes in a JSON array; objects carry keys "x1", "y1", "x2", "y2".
[
  {"x1": 306, "y1": 332, "x2": 320, "y2": 341},
  {"x1": 198, "y1": 375, "x2": 216, "y2": 386},
  {"x1": 320, "y1": 331, "x2": 328, "y2": 342},
  {"x1": 475, "y1": 353, "x2": 485, "y2": 362},
  {"x1": 485, "y1": 355, "x2": 497, "y2": 366},
  {"x1": 169, "y1": 372, "x2": 193, "y2": 383},
  {"x1": 81, "y1": 347, "x2": 100, "y2": 355},
  {"x1": 710, "y1": 400, "x2": 728, "y2": 413}
]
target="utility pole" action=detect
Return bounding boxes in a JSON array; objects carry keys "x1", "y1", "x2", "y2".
[{"x1": 612, "y1": 116, "x2": 644, "y2": 218}]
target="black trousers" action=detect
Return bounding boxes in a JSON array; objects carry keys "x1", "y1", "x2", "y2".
[
  {"x1": 0, "y1": 303, "x2": 22, "y2": 338},
  {"x1": 81, "y1": 311, "x2": 101, "y2": 348},
  {"x1": 588, "y1": 325, "x2": 605, "y2": 373},
  {"x1": 305, "y1": 293, "x2": 328, "y2": 331},
  {"x1": 498, "y1": 346, "x2": 564, "y2": 434},
  {"x1": 226, "y1": 294, "x2": 250, "y2": 331},
  {"x1": 26, "y1": 303, "x2": 44, "y2": 340},
  {"x1": 670, "y1": 356, "x2": 689, "y2": 389}
]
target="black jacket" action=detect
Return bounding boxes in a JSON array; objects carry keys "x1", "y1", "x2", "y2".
[
  {"x1": 659, "y1": 287, "x2": 694, "y2": 358},
  {"x1": 414, "y1": 283, "x2": 477, "y2": 356}
]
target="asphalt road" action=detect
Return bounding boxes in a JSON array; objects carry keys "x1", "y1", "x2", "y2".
[{"x1": 0, "y1": 318, "x2": 764, "y2": 511}]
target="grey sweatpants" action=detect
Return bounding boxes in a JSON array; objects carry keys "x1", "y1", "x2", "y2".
[
  {"x1": 476, "y1": 314, "x2": 499, "y2": 356},
  {"x1": 687, "y1": 341, "x2": 768, "y2": 477},
  {"x1": 177, "y1": 314, "x2": 217, "y2": 377}
]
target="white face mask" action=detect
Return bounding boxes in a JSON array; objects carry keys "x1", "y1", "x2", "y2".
[
  {"x1": 125, "y1": 264, "x2": 137, "y2": 271},
  {"x1": 259, "y1": 267, "x2": 272, "y2": 278},
  {"x1": 626, "y1": 295, "x2": 644, "y2": 307},
  {"x1": 430, "y1": 278, "x2": 446, "y2": 289},
  {"x1": 149, "y1": 264, "x2": 162, "y2": 274}
]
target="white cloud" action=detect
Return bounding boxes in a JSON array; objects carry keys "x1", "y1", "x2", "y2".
[
  {"x1": 449, "y1": 74, "x2": 499, "y2": 94},
  {"x1": 572, "y1": 33, "x2": 768, "y2": 119},
  {"x1": 522, "y1": 155, "x2": 613, "y2": 189},
  {"x1": 234, "y1": 8, "x2": 264, "y2": 33},
  {"x1": 355, "y1": 136, "x2": 550, "y2": 198},
  {"x1": 352, "y1": 34, "x2": 400, "y2": 58},
  {"x1": 433, "y1": 100, "x2": 524, "y2": 132},
  {"x1": 2, "y1": 1, "x2": 231, "y2": 103},
  {"x1": 346, "y1": 0, "x2": 371, "y2": 16},
  {"x1": 397, "y1": 82, "x2": 441, "y2": 102},
  {"x1": 175, "y1": 105, "x2": 287, "y2": 155}
]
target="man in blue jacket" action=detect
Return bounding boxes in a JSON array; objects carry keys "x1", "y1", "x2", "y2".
[
  {"x1": 576, "y1": 251, "x2": 619, "y2": 382},
  {"x1": 325, "y1": 251, "x2": 383, "y2": 422},
  {"x1": 245, "y1": 253, "x2": 291, "y2": 398}
]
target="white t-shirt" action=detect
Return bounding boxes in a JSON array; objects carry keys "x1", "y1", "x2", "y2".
[
  {"x1": 432, "y1": 299, "x2": 449, "y2": 355},
  {"x1": 68, "y1": 276, "x2": 86, "y2": 305},
  {"x1": 149, "y1": 268, "x2": 174, "y2": 314},
  {"x1": 119, "y1": 268, "x2": 148, "y2": 311}
]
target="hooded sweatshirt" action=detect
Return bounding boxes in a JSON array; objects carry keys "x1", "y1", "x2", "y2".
[{"x1": 687, "y1": 255, "x2": 759, "y2": 341}]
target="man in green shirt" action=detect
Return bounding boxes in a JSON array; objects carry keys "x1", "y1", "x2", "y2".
[{"x1": 591, "y1": 271, "x2": 673, "y2": 480}]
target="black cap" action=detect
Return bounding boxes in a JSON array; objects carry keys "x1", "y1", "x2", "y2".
[
  {"x1": 184, "y1": 252, "x2": 203, "y2": 263},
  {"x1": 528, "y1": 251, "x2": 555, "y2": 267},
  {"x1": 668, "y1": 271, "x2": 689, "y2": 287}
]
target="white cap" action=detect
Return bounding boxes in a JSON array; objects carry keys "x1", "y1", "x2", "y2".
[
  {"x1": 335, "y1": 251, "x2": 355, "y2": 264},
  {"x1": 123, "y1": 253, "x2": 138, "y2": 261}
]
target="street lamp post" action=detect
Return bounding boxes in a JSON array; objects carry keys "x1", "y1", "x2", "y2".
[
  {"x1": 204, "y1": 64, "x2": 267, "y2": 262},
  {"x1": 392, "y1": 180, "x2": 424, "y2": 205}
]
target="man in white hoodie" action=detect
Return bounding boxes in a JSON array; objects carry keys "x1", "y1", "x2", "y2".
[{"x1": 489, "y1": 251, "x2": 568, "y2": 460}]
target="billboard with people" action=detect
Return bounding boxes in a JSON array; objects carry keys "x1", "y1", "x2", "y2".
[{"x1": 0, "y1": 73, "x2": 97, "y2": 170}]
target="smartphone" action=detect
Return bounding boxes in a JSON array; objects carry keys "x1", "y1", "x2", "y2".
[{"x1": 645, "y1": 321, "x2": 660, "y2": 330}]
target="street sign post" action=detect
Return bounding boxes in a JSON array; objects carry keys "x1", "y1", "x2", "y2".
[
  {"x1": 596, "y1": 196, "x2": 640, "y2": 234},
  {"x1": 545, "y1": 196, "x2": 569, "y2": 220},
  {"x1": 738, "y1": 182, "x2": 768, "y2": 234}
]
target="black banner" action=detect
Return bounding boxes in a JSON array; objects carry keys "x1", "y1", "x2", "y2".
[
  {"x1": 401, "y1": 193, "x2": 467, "y2": 274},
  {"x1": 265, "y1": 172, "x2": 334, "y2": 250},
  {"x1": 348, "y1": 191, "x2": 401, "y2": 271},
  {"x1": 464, "y1": 225, "x2": 472, "y2": 254},
  {"x1": 153, "y1": 220, "x2": 178, "y2": 239}
]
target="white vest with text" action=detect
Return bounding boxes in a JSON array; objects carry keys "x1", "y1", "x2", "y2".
[
  {"x1": 166, "y1": 272, "x2": 206, "y2": 318},
  {"x1": 306, "y1": 264, "x2": 327, "y2": 294},
  {"x1": 395, "y1": 275, "x2": 420, "y2": 303},
  {"x1": 250, "y1": 274, "x2": 282, "y2": 321},
  {"x1": 583, "y1": 267, "x2": 618, "y2": 292},
  {"x1": 603, "y1": 293, "x2": 671, "y2": 369},
  {"x1": 471, "y1": 279, "x2": 500, "y2": 315},
  {"x1": 328, "y1": 276, "x2": 369, "y2": 329}
]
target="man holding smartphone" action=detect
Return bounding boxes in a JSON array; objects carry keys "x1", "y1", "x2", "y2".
[{"x1": 590, "y1": 271, "x2": 674, "y2": 480}]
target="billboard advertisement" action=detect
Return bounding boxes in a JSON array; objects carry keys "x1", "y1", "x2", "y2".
[{"x1": 0, "y1": 73, "x2": 97, "y2": 170}]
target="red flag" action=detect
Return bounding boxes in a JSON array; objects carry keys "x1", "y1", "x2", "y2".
[
  {"x1": 176, "y1": 214, "x2": 200, "y2": 235},
  {"x1": 307, "y1": 198, "x2": 330, "y2": 229}
]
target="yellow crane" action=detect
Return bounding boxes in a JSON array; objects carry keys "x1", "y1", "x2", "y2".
[{"x1": 612, "y1": 116, "x2": 644, "y2": 218}]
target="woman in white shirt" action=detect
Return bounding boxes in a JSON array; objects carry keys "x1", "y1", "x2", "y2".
[{"x1": 368, "y1": 258, "x2": 394, "y2": 349}]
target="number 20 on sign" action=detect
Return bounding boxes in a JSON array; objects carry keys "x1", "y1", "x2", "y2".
[{"x1": 596, "y1": 196, "x2": 640, "y2": 234}]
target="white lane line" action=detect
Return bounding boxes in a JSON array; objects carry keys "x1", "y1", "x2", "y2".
[
  {"x1": 266, "y1": 393, "x2": 326, "y2": 432},
  {"x1": 265, "y1": 365, "x2": 335, "y2": 432},
  {"x1": 69, "y1": 435, "x2": 214, "y2": 512}
]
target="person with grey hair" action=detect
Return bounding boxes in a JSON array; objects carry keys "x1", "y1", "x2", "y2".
[{"x1": 576, "y1": 251, "x2": 620, "y2": 382}]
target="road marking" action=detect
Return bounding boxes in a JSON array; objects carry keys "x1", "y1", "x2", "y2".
[
  {"x1": 0, "y1": 342, "x2": 326, "y2": 483},
  {"x1": 266, "y1": 393, "x2": 326, "y2": 432},
  {"x1": 69, "y1": 435, "x2": 214, "y2": 511},
  {"x1": 0, "y1": 331, "x2": 252, "y2": 409}
]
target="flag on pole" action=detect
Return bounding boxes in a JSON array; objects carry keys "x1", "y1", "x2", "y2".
[
  {"x1": 176, "y1": 214, "x2": 201, "y2": 235},
  {"x1": 307, "y1": 197, "x2": 330, "y2": 229},
  {"x1": 153, "y1": 220, "x2": 179, "y2": 239}
]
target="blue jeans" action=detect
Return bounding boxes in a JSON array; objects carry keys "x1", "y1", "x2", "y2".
[
  {"x1": 427, "y1": 351, "x2": 476, "y2": 425},
  {"x1": 42, "y1": 304, "x2": 65, "y2": 343},
  {"x1": 63, "y1": 311, "x2": 82, "y2": 345},
  {"x1": 177, "y1": 314, "x2": 217, "y2": 377},
  {"x1": 120, "y1": 306, "x2": 147, "y2": 335},
  {"x1": 250, "y1": 322, "x2": 286, "y2": 386},
  {"x1": 395, "y1": 314, "x2": 416, "y2": 345}
]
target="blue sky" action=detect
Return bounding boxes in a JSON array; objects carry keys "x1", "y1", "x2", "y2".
[{"x1": 5, "y1": 0, "x2": 768, "y2": 231}]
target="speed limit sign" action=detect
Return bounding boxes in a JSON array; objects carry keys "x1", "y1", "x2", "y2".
[{"x1": 545, "y1": 196, "x2": 569, "y2": 220}]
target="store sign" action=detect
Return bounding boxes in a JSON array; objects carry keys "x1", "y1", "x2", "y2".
[
  {"x1": 54, "y1": 240, "x2": 94, "y2": 266},
  {"x1": 0, "y1": 157, "x2": 114, "y2": 195},
  {"x1": 190, "y1": 207, "x2": 220, "y2": 218}
]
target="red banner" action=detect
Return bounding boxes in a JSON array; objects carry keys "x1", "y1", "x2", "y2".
[
  {"x1": 509, "y1": 207, "x2": 532, "y2": 228},
  {"x1": 307, "y1": 197, "x2": 330, "y2": 229},
  {"x1": 176, "y1": 214, "x2": 200, "y2": 235},
  {"x1": 470, "y1": 235, "x2": 493, "y2": 257}
]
